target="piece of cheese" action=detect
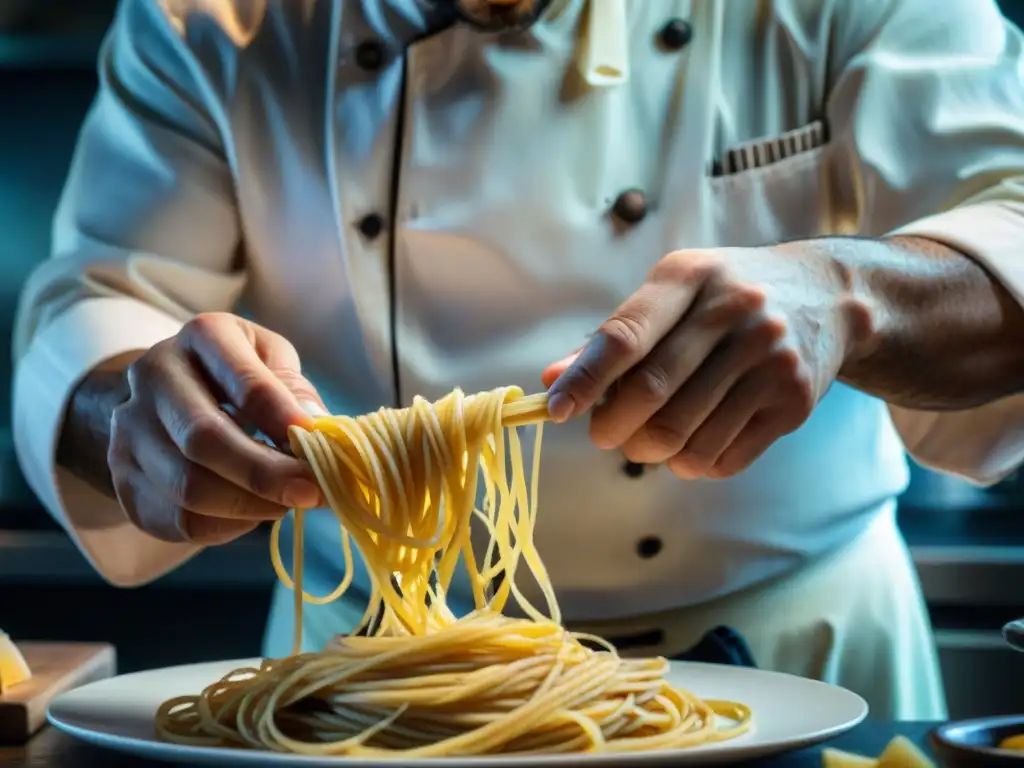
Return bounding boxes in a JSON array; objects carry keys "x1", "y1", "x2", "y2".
[
  {"x1": 876, "y1": 736, "x2": 936, "y2": 768},
  {"x1": 822, "y1": 736, "x2": 936, "y2": 768},
  {"x1": 999, "y1": 734, "x2": 1024, "y2": 751},
  {"x1": 822, "y1": 747, "x2": 877, "y2": 768},
  {"x1": 0, "y1": 630, "x2": 32, "y2": 693}
]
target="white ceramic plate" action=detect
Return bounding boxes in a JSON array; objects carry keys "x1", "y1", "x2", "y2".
[{"x1": 48, "y1": 659, "x2": 867, "y2": 766}]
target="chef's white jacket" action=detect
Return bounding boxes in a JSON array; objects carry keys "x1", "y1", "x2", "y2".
[{"x1": 13, "y1": 0, "x2": 1024, "y2": 621}]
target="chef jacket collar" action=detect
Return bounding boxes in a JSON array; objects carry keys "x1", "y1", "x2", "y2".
[
  {"x1": 431, "y1": 0, "x2": 557, "y2": 31},
  {"x1": 455, "y1": 0, "x2": 556, "y2": 30},
  {"x1": 410, "y1": 0, "x2": 626, "y2": 87}
]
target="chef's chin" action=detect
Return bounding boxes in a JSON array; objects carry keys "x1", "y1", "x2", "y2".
[{"x1": 451, "y1": 0, "x2": 552, "y2": 31}]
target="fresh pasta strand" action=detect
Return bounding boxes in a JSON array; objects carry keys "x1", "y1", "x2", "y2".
[{"x1": 155, "y1": 387, "x2": 751, "y2": 756}]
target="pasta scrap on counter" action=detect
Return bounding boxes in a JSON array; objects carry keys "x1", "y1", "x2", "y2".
[{"x1": 823, "y1": 736, "x2": 935, "y2": 768}]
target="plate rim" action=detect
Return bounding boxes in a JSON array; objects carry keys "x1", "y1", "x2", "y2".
[{"x1": 47, "y1": 658, "x2": 869, "y2": 766}]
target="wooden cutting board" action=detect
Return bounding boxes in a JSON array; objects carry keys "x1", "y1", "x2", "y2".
[{"x1": 0, "y1": 643, "x2": 116, "y2": 745}]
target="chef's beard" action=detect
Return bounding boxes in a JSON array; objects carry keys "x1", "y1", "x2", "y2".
[{"x1": 431, "y1": 0, "x2": 553, "y2": 30}]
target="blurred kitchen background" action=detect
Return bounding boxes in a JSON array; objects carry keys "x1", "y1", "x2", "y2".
[{"x1": 3, "y1": 0, "x2": 1024, "y2": 720}]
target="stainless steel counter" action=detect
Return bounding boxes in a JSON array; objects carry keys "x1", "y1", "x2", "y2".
[
  {"x1": 913, "y1": 545, "x2": 1024, "y2": 606},
  {"x1": 0, "y1": 529, "x2": 276, "y2": 588}
]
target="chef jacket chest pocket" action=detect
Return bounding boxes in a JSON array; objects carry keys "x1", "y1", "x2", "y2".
[{"x1": 706, "y1": 122, "x2": 834, "y2": 248}]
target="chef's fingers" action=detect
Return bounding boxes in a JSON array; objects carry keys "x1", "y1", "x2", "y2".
[
  {"x1": 704, "y1": 407, "x2": 799, "y2": 479},
  {"x1": 616, "y1": 316, "x2": 783, "y2": 460},
  {"x1": 129, "y1": 418, "x2": 291, "y2": 521},
  {"x1": 664, "y1": 374, "x2": 766, "y2": 479},
  {"x1": 111, "y1": 466, "x2": 192, "y2": 543},
  {"x1": 185, "y1": 513, "x2": 261, "y2": 545},
  {"x1": 181, "y1": 313, "x2": 320, "y2": 446},
  {"x1": 546, "y1": 276, "x2": 701, "y2": 422},
  {"x1": 112, "y1": 467, "x2": 257, "y2": 545},
  {"x1": 590, "y1": 292, "x2": 760, "y2": 451},
  {"x1": 133, "y1": 349, "x2": 321, "y2": 509}
]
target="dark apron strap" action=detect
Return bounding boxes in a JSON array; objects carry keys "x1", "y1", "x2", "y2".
[
  {"x1": 602, "y1": 625, "x2": 758, "y2": 668},
  {"x1": 671, "y1": 626, "x2": 758, "y2": 667}
]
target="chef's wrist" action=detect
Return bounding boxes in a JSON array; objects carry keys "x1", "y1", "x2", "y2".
[
  {"x1": 56, "y1": 351, "x2": 140, "y2": 499},
  {"x1": 774, "y1": 237, "x2": 879, "y2": 369}
]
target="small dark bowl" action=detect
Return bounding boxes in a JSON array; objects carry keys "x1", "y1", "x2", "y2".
[
  {"x1": 1004, "y1": 619, "x2": 1024, "y2": 652},
  {"x1": 931, "y1": 716, "x2": 1024, "y2": 767}
]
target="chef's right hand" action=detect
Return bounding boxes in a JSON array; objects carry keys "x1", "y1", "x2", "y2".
[{"x1": 108, "y1": 312, "x2": 324, "y2": 545}]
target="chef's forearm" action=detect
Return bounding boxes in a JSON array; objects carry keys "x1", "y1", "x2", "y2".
[
  {"x1": 56, "y1": 353, "x2": 139, "y2": 498},
  {"x1": 813, "y1": 235, "x2": 1024, "y2": 410}
]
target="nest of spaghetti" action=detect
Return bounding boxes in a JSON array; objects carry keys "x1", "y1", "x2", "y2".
[{"x1": 155, "y1": 611, "x2": 750, "y2": 757}]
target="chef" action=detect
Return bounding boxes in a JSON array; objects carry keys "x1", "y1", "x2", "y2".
[{"x1": 14, "y1": 0, "x2": 1024, "y2": 721}]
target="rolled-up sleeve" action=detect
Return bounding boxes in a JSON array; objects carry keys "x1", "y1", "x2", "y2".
[
  {"x1": 826, "y1": 0, "x2": 1024, "y2": 485},
  {"x1": 12, "y1": 0, "x2": 247, "y2": 585}
]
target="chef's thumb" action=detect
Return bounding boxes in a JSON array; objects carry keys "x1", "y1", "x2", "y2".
[
  {"x1": 268, "y1": 366, "x2": 329, "y2": 420},
  {"x1": 248, "y1": 324, "x2": 330, "y2": 427},
  {"x1": 541, "y1": 350, "x2": 582, "y2": 389},
  {"x1": 186, "y1": 315, "x2": 327, "y2": 453},
  {"x1": 242, "y1": 364, "x2": 329, "y2": 457}
]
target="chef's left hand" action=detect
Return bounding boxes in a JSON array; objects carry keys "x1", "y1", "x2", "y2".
[{"x1": 542, "y1": 245, "x2": 865, "y2": 479}]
